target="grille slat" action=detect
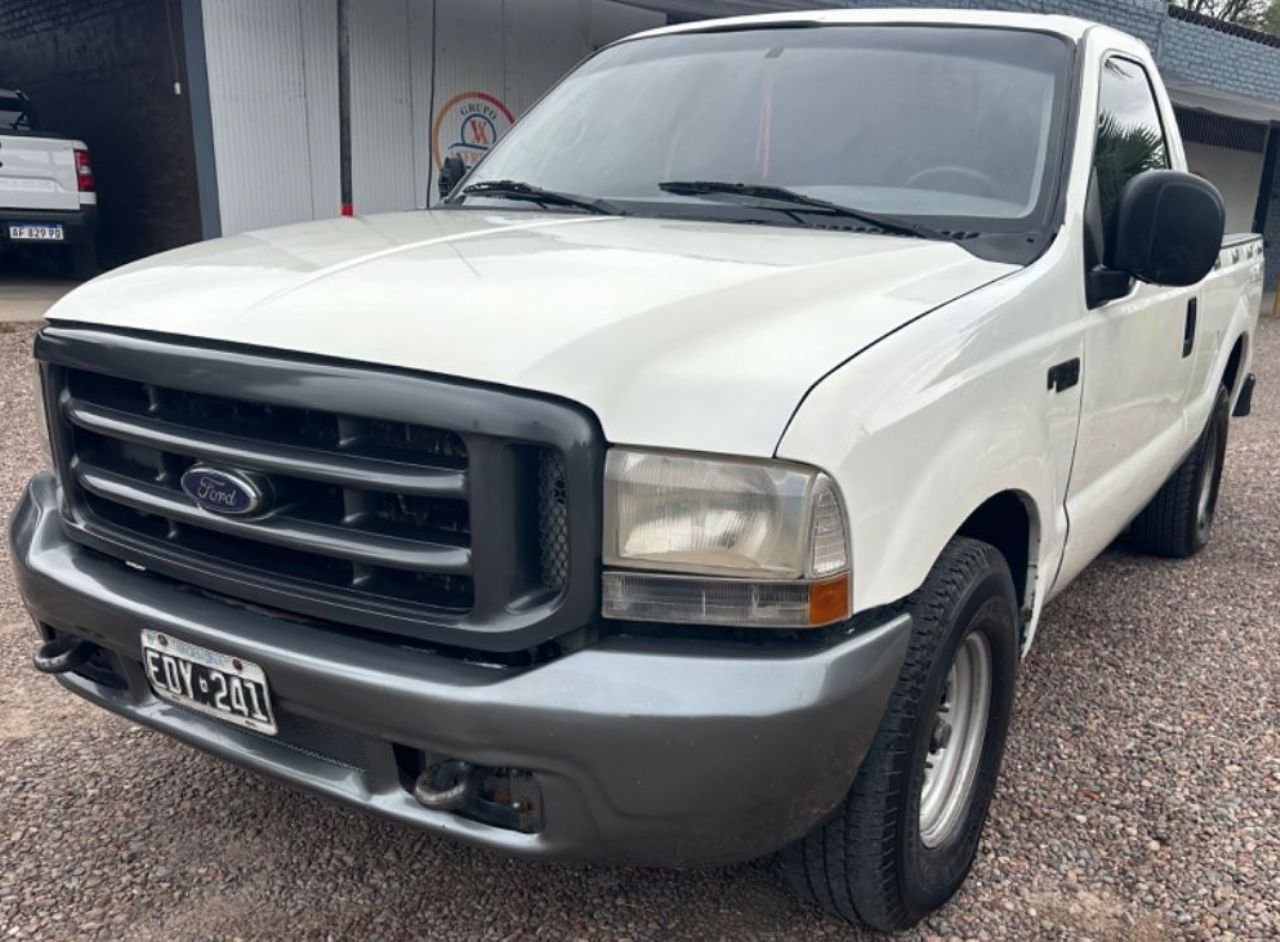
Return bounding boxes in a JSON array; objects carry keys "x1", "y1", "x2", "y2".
[
  {"x1": 64, "y1": 396, "x2": 469, "y2": 497},
  {"x1": 38, "y1": 326, "x2": 600, "y2": 653},
  {"x1": 72, "y1": 459, "x2": 473, "y2": 574}
]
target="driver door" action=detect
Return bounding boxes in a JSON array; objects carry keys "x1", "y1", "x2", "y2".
[{"x1": 1056, "y1": 56, "x2": 1199, "y2": 588}]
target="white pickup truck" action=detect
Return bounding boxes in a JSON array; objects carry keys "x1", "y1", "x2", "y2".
[
  {"x1": 11, "y1": 10, "x2": 1263, "y2": 932},
  {"x1": 0, "y1": 87, "x2": 97, "y2": 277}
]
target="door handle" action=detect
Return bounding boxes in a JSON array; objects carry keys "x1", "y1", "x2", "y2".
[
  {"x1": 1183, "y1": 298, "x2": 1197, "y2": 358},
  {"x1": 1048, "y1": 358, "x2": 1081, "y2": 393}
]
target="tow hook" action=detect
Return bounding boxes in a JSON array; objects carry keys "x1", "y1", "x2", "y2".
[
  {"x1": 412, "y1": 760, "x2": 477, "y2": 812},
  {"x1": 32, "y1": 635, "x2": 94, "y2": 675}
]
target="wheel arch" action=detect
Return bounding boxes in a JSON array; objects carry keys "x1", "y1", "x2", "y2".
[
  {"x1": 1222, "y1": 332, "x2": 1247, "y2": 398},
  {"x1": 954, "y1": 489, "x2": 1040, "y2": 630}
]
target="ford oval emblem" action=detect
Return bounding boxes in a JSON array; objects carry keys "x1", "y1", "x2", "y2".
[{"x1": 180, "y1": 466, "x2": 267, "y2": 517}]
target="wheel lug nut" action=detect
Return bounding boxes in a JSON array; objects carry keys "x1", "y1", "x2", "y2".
[{"x1": 931, "y1": 720, "x2": 953, "y2": 752}]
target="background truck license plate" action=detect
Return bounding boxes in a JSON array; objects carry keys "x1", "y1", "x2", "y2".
[{"x1": 7, "y1": 223, "x2": 64, "y2": 241}]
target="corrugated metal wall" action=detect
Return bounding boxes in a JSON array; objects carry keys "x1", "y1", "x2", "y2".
[
  {"x1": 202, "y1": 1, "x2": 317, "y2": 235},
  {"x1": 202, "y1": 0, "x2": 662, "y2": 236}
]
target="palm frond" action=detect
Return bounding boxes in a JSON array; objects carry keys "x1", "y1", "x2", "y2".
[{"x1": 1095, "y1": 111, "x2": 1167, "y2": 222}]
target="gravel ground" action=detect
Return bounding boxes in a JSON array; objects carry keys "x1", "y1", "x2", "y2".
[{"x1": 2, "y1": 317, "x2": 1277, "y2": 942}]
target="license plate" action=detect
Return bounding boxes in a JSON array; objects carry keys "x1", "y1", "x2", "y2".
[
  {"x1": 8, "y1": 223, "x2": 64, "y2": 241},
  {"x1": 141, "y1": 630, "x2": 277, "y2": 735}
]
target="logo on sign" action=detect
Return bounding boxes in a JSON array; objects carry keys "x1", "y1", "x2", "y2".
[
  {"x1": 180, "y1": 466, "x2": 267, "y2": 517},
  {"x1": 432, "y1": 91, "x2": 515, "y2": 172}
]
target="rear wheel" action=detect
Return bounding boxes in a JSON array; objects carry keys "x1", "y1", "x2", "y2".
[
  {"x1": 780, "y1": 537, "x2": 1020, "y2": 931},
  {"x1": 1127, "y1": 384, "x2": 1230, "y2": 558}
]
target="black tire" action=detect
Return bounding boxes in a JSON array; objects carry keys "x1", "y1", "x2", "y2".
[
  {"x1": 65, "y1": 242, "x2": 97, "y2": 280},
  {"x1": 1127, "y1": 384, "x2": 1230, "y2": 558},
  {"x1": 780, "y1": 537, "x2": 1020, "y2": 932}
]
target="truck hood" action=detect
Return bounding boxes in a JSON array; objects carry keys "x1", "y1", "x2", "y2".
[{"x1": 49, "y1": 211, "x2": 1014, "y2": 456}]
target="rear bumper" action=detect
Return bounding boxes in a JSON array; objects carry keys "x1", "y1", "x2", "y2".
[
  {"x1": 0, "y1": 205, "x2": 96, "y2": 245},
  {"x1": 10, "y1": 473, "x2": 911, "y2": 867}
]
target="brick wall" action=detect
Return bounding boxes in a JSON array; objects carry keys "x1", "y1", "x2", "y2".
[
  {"x1": 1162, "y1": 25, "x2": 1280, "y2": 110},
  {"x1": 0, "y1": 0, "x2": 203, "y2": 266}
]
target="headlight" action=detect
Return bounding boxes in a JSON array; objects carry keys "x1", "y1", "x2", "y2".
[
  {"x1": 602, "y1": 449, "x2": 851, "y2": 628},
  {"x1": 31, "y1": 361, "x2": 52, "y2": 467}
]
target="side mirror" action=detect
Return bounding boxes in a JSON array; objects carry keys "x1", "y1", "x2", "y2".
[
  {"x1": 437, "y1": 155, "x2": 467, "y2": 202},
  {"x1": 1106, "y1": 169, "x2": 1224, "y2": 287}
]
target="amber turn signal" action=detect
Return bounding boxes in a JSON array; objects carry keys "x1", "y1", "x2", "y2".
[{"x1": 808, "y1": 573, "x2": 851, "y2": 626}]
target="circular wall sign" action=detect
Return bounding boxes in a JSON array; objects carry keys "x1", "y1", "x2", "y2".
[{"x1": 432, "y1": 91, "x2": 515, "y2": 172}]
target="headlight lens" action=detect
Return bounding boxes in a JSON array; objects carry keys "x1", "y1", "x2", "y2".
[
  {"x1": 602, "y1": 449, "x2": 851, "y2": 627},
  {"x1": 604, "y1": 449, "x2": 820, "y2": 578}
]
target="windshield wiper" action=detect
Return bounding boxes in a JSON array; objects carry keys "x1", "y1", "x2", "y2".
[
  {"x1": 459, "y1": 180, "x2": 626, "y2": 216},
  {"x1": 658, "y1": 181, "x2": 951, "y2": 241}
]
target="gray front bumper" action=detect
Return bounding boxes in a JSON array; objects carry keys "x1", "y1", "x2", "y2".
[{"x1": 11, "y1": 473, "x2": 911, "y2": 867}]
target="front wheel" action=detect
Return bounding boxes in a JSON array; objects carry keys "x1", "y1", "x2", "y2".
[{"x1": 780, "y1": 537, "x2": 1020, "y2": 931}]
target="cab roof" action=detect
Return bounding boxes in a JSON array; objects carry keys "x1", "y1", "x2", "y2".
[{"x1": 631, "y1": 8, "x2": 1119, "y2": 44}]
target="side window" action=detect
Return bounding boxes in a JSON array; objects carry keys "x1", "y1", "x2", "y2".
[{"x1": 1092, "y1": 58, "x2": 1170, "y2": 236}]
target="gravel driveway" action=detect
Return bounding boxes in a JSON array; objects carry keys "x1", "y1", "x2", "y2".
[{"x1": 2, "y1": 317, "x2": 1277, "y2": 942}]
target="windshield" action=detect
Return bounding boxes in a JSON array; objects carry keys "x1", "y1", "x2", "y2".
[{"x1": 462, "y1": 25, "x2": 1072, "y2": 237}]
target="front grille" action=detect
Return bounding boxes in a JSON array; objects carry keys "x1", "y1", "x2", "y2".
[
  {"x1": 538, "y1": 450, "x2": 570, "y2": 591},
  {"x1": 38, "y1": 326, "x2": 602, "y2": 653},
  {"x1": 65, "y1": 376, "x2": 477, "y2": 613}
]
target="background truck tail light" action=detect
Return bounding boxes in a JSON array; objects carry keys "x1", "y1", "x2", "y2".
[{"x1": 73, "y1": 148, "x2": 94, "y2": 192}]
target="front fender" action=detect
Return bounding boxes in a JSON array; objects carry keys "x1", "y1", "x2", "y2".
[{"x1": 776, "y1": 256, "x2": 1085, "y2": 648}]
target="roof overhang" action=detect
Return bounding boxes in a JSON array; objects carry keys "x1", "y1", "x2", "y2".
[{"x1": 1163, "y1": 75, "x2": 1280, "y2": 125}]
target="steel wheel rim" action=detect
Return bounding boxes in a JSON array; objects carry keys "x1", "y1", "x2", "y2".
[{"x1": 919, "y1": 630, "x2": 992, "y2": 849}]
